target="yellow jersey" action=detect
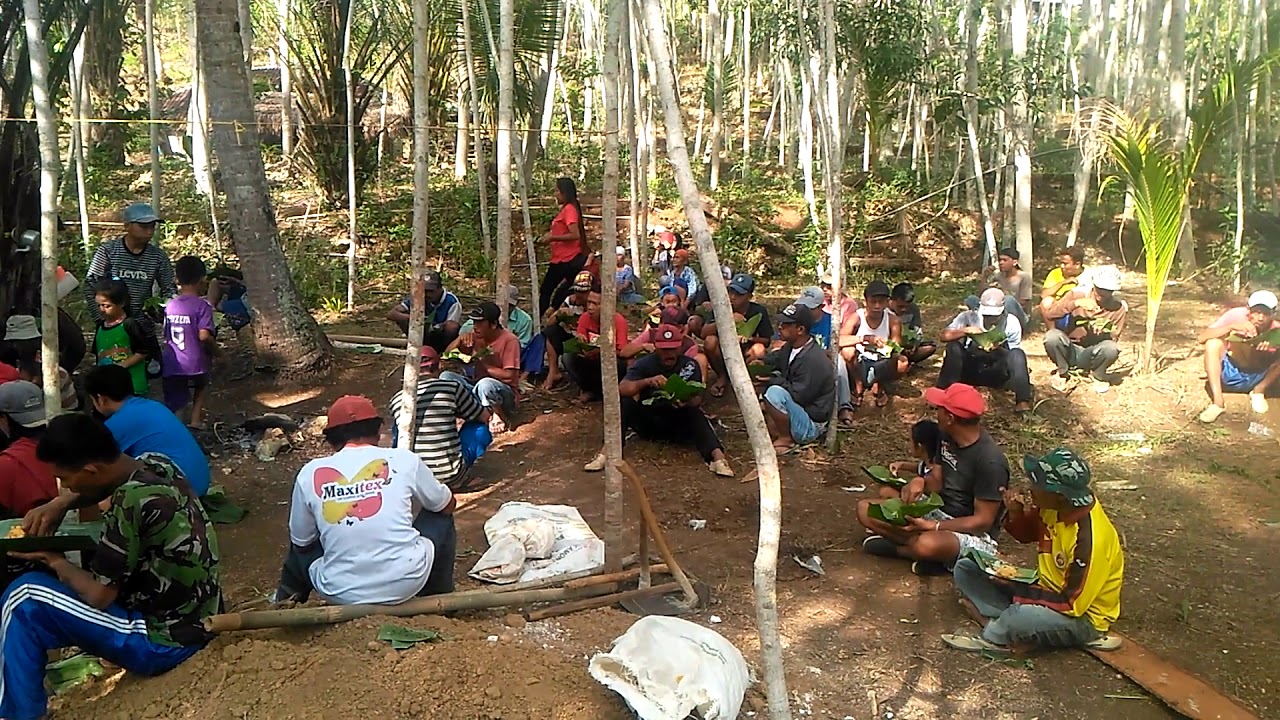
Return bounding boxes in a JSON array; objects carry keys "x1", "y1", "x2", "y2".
[
  {"x1": 1042, "y1": 267, "x2": 1079, "y2": 299},
  {"x1": 1011, "y1": 502, "x2": 1124, "y2": 632}
]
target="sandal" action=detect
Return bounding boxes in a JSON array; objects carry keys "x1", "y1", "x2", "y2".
[
  {"x1": 838, "y1": 410, "x2": 857, "y2": 428},
  {"x1": 874, "y1": 391, "x2": 889, "y2": 409},
  {"x1": 710, "y1": 380, "x2": 726, "y2": 398}
]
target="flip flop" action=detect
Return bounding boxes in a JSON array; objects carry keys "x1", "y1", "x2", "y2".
[
  {"x1": 874, "y1": 392, "x2": 890, "y2": 409},
  {"x1": 710, "y1": 381, "x2": 726, "y2": 398}
]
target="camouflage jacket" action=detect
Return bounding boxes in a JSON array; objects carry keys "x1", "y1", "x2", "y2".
[{"x1": 90, "y1": 461, "x2": 223, "y2": 646}]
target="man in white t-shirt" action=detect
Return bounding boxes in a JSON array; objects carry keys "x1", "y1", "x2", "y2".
[
  {"x1": 274, "y1": 395, "x2": 457, "y2": 605},
  {"x1": 935, "y1": 288, "x2": 1034, "y2": 412}
]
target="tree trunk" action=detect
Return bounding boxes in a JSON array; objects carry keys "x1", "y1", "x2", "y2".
[
  {"x1": 640, "y1": 0, "x2": 790, "y2": 714},
  {"x1": 601, "y1": 0, "x2": 625, "y2": 569},
  {"x1": 237, "y1": 0, "x2": 253, "y2": 63},
  {"x1": 278, "y1": 0, "x2": 294, "y2": 157},
  {"x1": 799, "y1": 61, "x2": 818, "y2": 227},
  {"x1": 22, "y1": 0, "x2": 64, "y2": 416},
  {"x1": 400, "y1": 0, "x2": 432, "y2": 448},
  {"x1": 459, "y1": 1, "x2": 493, "y2": 257},
  {"x1": 1010, "y1": 0, "x2": 1033, "y2": 279},
  {"x1": 1172, "y1": 0, "x2": 1196, "y2": 273},
  {"x1": 196, "y1": 0, "x2": 332, "y2": 378},
  {"x1": 144, "y1": 0, "x2": 161, "y2": 212},
  {"x1": 343, "y1": 0, "x2": 359, "y2": 310},
  {"x1": 964, "y1": 0, "x2": 999, "y2": 264},
  {"x1": 455, "y1": 81, "x2": 469, "y2": 179},
  {"x1": 708, "y1": 0, "x2": 723, "y2": 188},
  {"x1": 740, "y1": 4, "x2": 751, "y2": 173},
  {"x1": 85, "y1": 1, "x2": 127, "y2": 165},
  {"x1": 71, "y1": 39, "x2": 93, "y2": 257},
  {"x1": 496, "y1": 0, "x2": 514, "y2": 320}
]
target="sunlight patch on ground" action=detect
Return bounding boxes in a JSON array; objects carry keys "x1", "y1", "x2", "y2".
[{"x1": 253, "y1": 387, "x2": 323, "y2": 408}]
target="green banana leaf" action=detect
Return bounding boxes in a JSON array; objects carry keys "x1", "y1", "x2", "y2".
[
  {"x1": 867, "y1": 492, "x2": 943, "y2": 526},
  {"x1": 201, "y1": 485, "x2": 247, "y2": 524},
  {"x1": 1225, "y1": 327, "x2": 1280, "y2": 345},
  {"x1": 902, "y1": 326, "x2": 922, "y2": 346},
  {"x1": 377, "y1": 624, "x2": 444, "y2": 650},
  {"x1": 863, "y1": 465, "x2": 907, "y2": 488},
  {"x1": 563, "y1": 336, "x2": 600, "y2": 355},
  {"x1": 46, "y1": 654, "x2": 105, "y2": 694},
  {"x1": 969, "y1": 327, "x2": 1008, "y2": 351},
  {"x1": 642, "y1": 374, "x2": 707, "y2": 405},
  {"x1": 556, "y1": 310, "x2": 579, "y2": 327},
  {"x1": 736, "y1": 313, "x2": 763, "y2": 338},
  {"x1": 442, "y1": 349, "x2": 472, "y2": 363},
  {"x1": 964, "y1": 548, "x2": 1039, "y2": 584},
  {"x1": 747, "y1": 362, "x2": 774, "y2": 378},
  {"x1": 696, "y1": 306, "x2": 714, "y2": 321}
]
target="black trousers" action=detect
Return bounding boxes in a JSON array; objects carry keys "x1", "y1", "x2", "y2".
[
  {"x1": 936, "y1": 340, "x2": 1033, "y2": 403},
  {"x1": 276, "y1": 510, "x2": 457, "y2": 602},
  {"x1": 543, "y1": 324, "x2": 572, "y2": 356},
  {"x1": 620, "y1": 397, "x2": 723, "y2": 462},
  {"x1": 539, "y1": 254, "x2": 588, "y2": 316},
  {"x1": 567, "y1": 353, "x2": 626, "y2": 399}
]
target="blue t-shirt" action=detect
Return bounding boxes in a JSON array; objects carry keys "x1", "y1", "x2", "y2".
[{"x1": 105, "y1": 396, "x2": 211, "y2": 496}]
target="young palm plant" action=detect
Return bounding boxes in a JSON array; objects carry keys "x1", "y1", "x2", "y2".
[{"x1": 1098, "y1": 56, "x2": 1275, "y2": 371}]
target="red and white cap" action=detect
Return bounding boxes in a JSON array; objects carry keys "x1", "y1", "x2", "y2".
[{"x1": 653, "y1": 324, "x2": 685, "y2": 349}]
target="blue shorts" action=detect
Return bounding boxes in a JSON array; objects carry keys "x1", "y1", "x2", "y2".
[
  {"x1": 763, "y1": 385, "x2": 824, "y2": 444},
  {"x1": 1222, "y1": 355, "x2": 1267, "y2": 392}
]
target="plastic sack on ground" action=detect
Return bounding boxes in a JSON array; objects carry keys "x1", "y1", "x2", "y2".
[
  {"x1": 588, "y1": 616, "x2": 751, "y2": 720},
  {"x1": 468, "y1": 502, "x2": 604, "y2": 584}
]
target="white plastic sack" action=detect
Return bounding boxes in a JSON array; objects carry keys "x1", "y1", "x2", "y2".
[
  {"x1": 468, "y1": 502, "x2": 604, "y2": 584},
  {"x1": 589, "y1": 616, "x2": 751, "y2": 720}
]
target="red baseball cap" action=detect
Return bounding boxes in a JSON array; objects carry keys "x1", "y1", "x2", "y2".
[
  {"x1": 326, "y1": 395, "x2": 379, "y2": 428},
  {"x1": 674, "y1": 249, "x2": 690, "y2": 261},
  {"x1": 420, "y1": 345, "x2": 440, "y2": 368},
  {"x1": 653, "y1": 324, "x2": 685, "y2": 349},
  {"x1": 923, "y1": 383, "x2": 986, "y2": 419}
]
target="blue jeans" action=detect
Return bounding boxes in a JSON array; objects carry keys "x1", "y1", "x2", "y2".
[
  {"x1": 1, "y1": 573, "x2": 203, "y2": 720},
  {"x1": 440, "y1": 371, "x2": 516, "y2": 417},
  {"x1": 763, "y1": 385, "x2": 823, "y2": 444},
  {"x1": 953, "y1": 558, "x2": 1100, "y2": 648},
  {"x1": 618, "y1": 291, "x2": 645, "y2": 305}
]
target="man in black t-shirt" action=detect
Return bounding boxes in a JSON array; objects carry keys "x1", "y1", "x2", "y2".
[
  {"x1": 856, "y1": 383, "x2": 1008, "y2": 576},
  {"x1": 889, "y1": 282, "x2": 937, "y2": 367},
  {"x1": 583, "y1": 324, "x2": 733, "y2": 477},
  {"x1": 702, "y1": 273, "x2": 773, "y2": 398}
]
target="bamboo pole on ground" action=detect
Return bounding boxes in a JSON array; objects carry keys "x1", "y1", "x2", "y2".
[
  {"x1": 615, "y1": 461, "x2": 697, "y2": 607},
  {"x1": 524, "y1": 581, "x2": 680, "y2": 622}
]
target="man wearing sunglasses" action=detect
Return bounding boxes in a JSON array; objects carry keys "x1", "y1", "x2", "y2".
[{"x1": 84, "y1": 202, "x2": 176, "y2": 326}]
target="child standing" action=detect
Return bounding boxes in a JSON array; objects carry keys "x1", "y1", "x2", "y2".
[
  {"x1": 94, "y1": 280, "x2": 159, "y2": 398},
  {"x1": 162, "y1": 256, "x2": 217, "y2": 427}
]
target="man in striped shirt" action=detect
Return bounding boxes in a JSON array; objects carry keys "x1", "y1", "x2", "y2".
[
  {"x1": 84, "y1": 203, "x2": 176, "y2": 323},
  {"x1": 389, "y1": 346, "x2": 491, "y2": 489}
]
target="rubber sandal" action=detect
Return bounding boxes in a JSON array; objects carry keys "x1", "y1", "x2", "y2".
[
  {"x1": 874, "y1": 392, "x2": 889, "y2": 408},
  {"x1": 710, "y1": 382, "x2": 726, "y2": 398}
]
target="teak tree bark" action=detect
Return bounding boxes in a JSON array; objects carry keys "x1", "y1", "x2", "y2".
[
  {"x1": 399, "y1": 0, "x2": 432, "y2": 447},
  {"x1": 601, "y1": 0, "x2": 626, "y2": 568}
]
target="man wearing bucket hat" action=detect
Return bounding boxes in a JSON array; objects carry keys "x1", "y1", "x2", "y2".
[
  {"x1": 276, "y1": 395, "x2": 458, "y2": 605},
  {"x1": 936, "y1": 287, "x2": 1033, "y2": 412},
  {"x1": 1042, "y1": 265, "x2": 1128, "y2": 394},
  {"x1": 84, "y1": 202, "x2": 175, "y2": 325},
  {"x1": 1196, "y1": 289, "x2": 1280, "y2": 423},
  {"x1": 942, "y1": 447, "x2": 1124, "y2": 655}
]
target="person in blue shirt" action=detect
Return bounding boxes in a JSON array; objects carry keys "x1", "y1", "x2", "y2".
[
  {"x1": 83, "y1": 364, "x2": 212, "y2": 496},
  {"x1": 387, "y1": 270, "x2": 463, "y2": 353}
]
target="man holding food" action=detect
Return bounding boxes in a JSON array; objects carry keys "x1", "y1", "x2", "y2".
[
  {"x1": 856, "y1": 383, "x2": 1009, "y2": 576},
  {"x1": 941, "y1": 448, "x2": 1124, "y2": 654},
  {"x1": 1197, "y1": 289, "x2": 1280, "y2": 423}
]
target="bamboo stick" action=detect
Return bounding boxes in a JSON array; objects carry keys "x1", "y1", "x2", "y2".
[
  {"x1": 454, "y1": 553, "x2": 639, "y2": 596},
  {"x1": 524, "y1": 582, "x2": 681, "y2": 622},
  {"x1": 563, "y1": 564, "x2": 668, "y2": 589},
  {"x1": 614, "y1": 460, "x2": 699, "y2": 607},
  {"x1": 327, "y1": 334, "x2": 408, "y2": 347},
  {"x1": 204, "y1": 583, "x2": 620, "y2": 633}
]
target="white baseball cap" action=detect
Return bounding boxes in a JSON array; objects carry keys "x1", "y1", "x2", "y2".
[
  {"x1": 978, "y1": 287, "x2": 1006, "y2": 316},
  {"x1": 615, "y1": 245, "x2": 626, "y2": 255},
  {"x1": 1248, "y1": 290, "x2": 1278, "y2": 311},
  {"x1": 1093, "y1": 266, "x2": 1122, "y2": 292}
]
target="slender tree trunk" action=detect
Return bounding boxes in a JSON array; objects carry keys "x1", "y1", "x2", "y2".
[
  {"x1": 22, "y1": 0, "x2": 63, "y2": 416},
  {"x1": 641, "y1": 0, "x2": 790, "y2": 714},
  {"x1": 144, "y1": 0, "x2": 161, "y2": 212},
  {"x1": 459, "y1": 2, "x2": 493, "y2": 257},
  {"x1": 278, "y1": 0, "x2": 293, "y2": 157},
  {"x1": 71, "y1": 39, "x2": 93, "y2": 257},
  {"x1": 625, "y1": 0, "x2": 644, "y2": 275},
  {"x1": 400, "y1": 0, "x2": 432, "y2": 448},
  {"x1": 496, "y1": 0, "x2": 514, "y2": 320},
  {"x1": 708, "y1": 0, "x2": 723, "y2": 188},
  {"x1": 1173, "y1": 0, "x2": 1196, "y2": 273},
  {"x1": 196, "y1": 0, "x2": 332, "y2": 377},
  {"x1": 1011, "y1": 0, "x2": 1033, "y2": 280},
  {"x1": 513, "y1": 146, "x2": 541, "y2": 329},
  {"x1": 601, "y1": 0, "x2": 625, "y2": 568},
  {"x1": 799, "y1": 62, "x2": 818, "y2": 227},
  {"x1": 237, "y1": 0, "x2": 253, "y2": 63},
  {"x1": 343, "y1": 0, "x2": 359, "y2": 309},
  {"x1": 740, "y1": 3, "x2": 751, "y2": 174},
  {"x1": 964, "y1": 0, "x2": 998, "y2": 263},
  {"x1": 539, "y1": 3, "x2": 568, "y2": 151}
]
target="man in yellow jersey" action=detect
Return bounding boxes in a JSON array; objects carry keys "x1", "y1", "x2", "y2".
[
  {"x1": 941, "y1": 448, "x2": 1124, "y2": 654},
  {"x1": 1038, "y1": 246, "x2": 1091, "y2": 326}
]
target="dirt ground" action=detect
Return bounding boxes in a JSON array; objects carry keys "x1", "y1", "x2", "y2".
[{"x1": 47, "y1": 276, "x2": 1280, "y2": 720}]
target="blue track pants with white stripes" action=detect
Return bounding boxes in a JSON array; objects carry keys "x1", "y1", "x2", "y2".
[{"x1": 0, "y1": 572, "x2": 203, "y2": 720}]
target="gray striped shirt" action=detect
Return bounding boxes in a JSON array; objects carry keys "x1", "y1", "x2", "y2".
[
  {"x1": 84, "y1": 238, "x2": 176, "y2": 320},
  {"x1": 389, "y1": 377, "x2": 485, "y2": 486}
]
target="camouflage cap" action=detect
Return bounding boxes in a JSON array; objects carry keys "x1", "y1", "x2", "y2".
[{"x1": 1022, "y1": 448, "x2": 1094, "y2": 507}]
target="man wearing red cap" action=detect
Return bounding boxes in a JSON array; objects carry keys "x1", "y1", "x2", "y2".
[
  {"x1": 857, "y1": 383, "x2": 1009, "y2": 576},
  {"x1": 586, "y1": 324, "x2": 733, "y2": 476},
  {"x1": 389, "y1": 346, "x2": 491, "y2": 489},
  {"x1": 275, "y1": 395, "x2": 457, "y2": 604}
]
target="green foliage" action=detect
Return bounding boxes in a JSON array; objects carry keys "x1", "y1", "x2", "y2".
[
  {"x1": 563, "y1": 336, "x2": 599, "y2": 355},
  {"x1": 867, "y1": 492, "x2": 943, "y2": 526},
  {"x1": 377, "y1": 624, "x2": 443, "y2": 650},
  {"x1": 736, "y1": 312, "x2": 762, "y2": 338},
  {"x1": 969, "y1": 326, "x2": 1007, "y2": 351},
  {"x1": 863, "y1": 465, "x2": 907, "y2": 488},
  {"x1": 642, "y1": 374, "x2": 707, "y2": 405},
  {"x1": 846, "y1": 0, "x2": 926, "y2": 161},
  {"x1": 463, "y1": 0, "x2": 564, "y2": 125}
]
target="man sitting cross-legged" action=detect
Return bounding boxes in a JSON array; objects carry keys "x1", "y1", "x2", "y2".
[
  {"x1": 703, "y1": 273, "x2": 773, "y2": 398},
  {"x1": 857, "y1": 383, "x2": 1009, "y2": 576},
  {"x1": 1043, "y1": 265, "x2": 1128, "y2": 395},
  {"x1": 623, "y1": 306, "x2": 709, "y2": 381},
  {"x1": 585, "y1": 324, "x2": 734, "y2": 477},
  {"x1": 443, "y1": 302, "x2": 521, "y2": 433},
  {"x1": 1198, "y1": 289, "x2": 1280, "y2": 423},
  {"x1": 566, "y1": 288, "x2": 629, "y2": 403},
  {"x1": 275, "y1": 395, "x2": 457, "y2": 604},
  {"x1": 942, "y1": 447, "x2": 1124, "y2": 655},
  {"x1": 4, "y1": 413, "x2": 221, "y2": 720},
  {"x1": 389, "y1": 346, "x2": 491, "y2": 489},
  {"x1": 889, "y1": 282, "x2": 938, "y2": 367},
  {"x1": 837, "y1": 279, "x2": 908, "y2": 416},
  {"x1": 936, "y1": 288, "x2": 1033, "y2": 413},
  {"x1": 540, "y1": 271, "x2": 593, "y2": 390},
  {"x1": 756, "y1": 303, "x2": 835, "y2": 452}
]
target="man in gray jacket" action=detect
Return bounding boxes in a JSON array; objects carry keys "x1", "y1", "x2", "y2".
[{"x1": 757, "y1": 303, "x2": 835, "y2": 451}]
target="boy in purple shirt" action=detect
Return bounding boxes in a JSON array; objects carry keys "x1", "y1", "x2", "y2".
[{"x1": 162, "y1": 256, "x2": 216, "y2": 427}]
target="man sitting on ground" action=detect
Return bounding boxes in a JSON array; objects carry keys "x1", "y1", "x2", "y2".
[
  {"x1": 942, "y1": 447, "x2": 1123, "y2": 655},
  {"x1": 443, "y1": 302, "x2": 520, "y2": 433},
  {"x1": 857, "y1": 383, "x2": 1008, "y2": 576},
  {"x1": 624, "y1": 306, "x2": 708, "y2": 379},
  {"x1": 968, "y1": 247, "x2": 1031, "y2": 328},
  {"x1": 462, "y1": 287, "x2": 543, "y2": 388},
  {"x1": 566, "y1": 288, "x2": 629, "y2": 403},
  {"x1": 757, "y1": 303, "x2": 834, "y2": 452},
  {"x1": 1197, "y1": 290, "x2": 1280, "y2": 422},
  {"x1": 703, "y1": 273, "x2": 772, "y2": 398},
  {"x1": 838, "y1": 280, "x2": 907, "y2": 415},
  {"x1": 0, "y1": 381, "x2": 57, "y2": 518},
  {"x1": 936, "y1": 288, "x2": 1033, "y2": 412},
  {"x1": 889, "y1": 282, "x2": 937, "y2": 367},
  {"x1": 387, "y1": 270, "x2": 463, "y2": 353},
  {"x1": 85, "y1": 364, "x2": 212, "y2": 496},
  {"x1": 685, "y1": 265, "x2": 732, "y2": 337},
  {"x1": 5, "y1": 413, "x2": 220, "y2": 720},
  {"x1": 585, "y1": 324, "x2": 734, "y2": 477},
  {"x1": 390, "y1": 346, "x2": 491, "y2": 489},
  {"x1": 275, "y1": 395, "x2": 457, "y2": 604},
  {"x1": 1039, "y1": 246, "x2": 1092, "y2": 326},
  {"x1": 1043, "y1": 266, "x2": 1127, "y2": 394},
  {"x1": 541, "y1": 270, "x2": 593, "y2": 390}
]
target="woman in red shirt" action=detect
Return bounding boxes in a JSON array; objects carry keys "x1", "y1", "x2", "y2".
[{"x1": 540, "y1": 177, "x2": 593, "y2": 314}]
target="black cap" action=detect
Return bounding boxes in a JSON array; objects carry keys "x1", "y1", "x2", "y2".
[
  {"x1": 728, "y1": 273, "x2": 756, "y2": 295},
  {"x1": 467, "y1": 301, "x2": 500, "y2": 324},
  {"x1": 865, "y1": 280, "x2": 891, "y2": 298},
  {"x1": 998, "y1": 247, "x2": 1020, "y2": 261},
  {"x1": 423, "y1": 270, "x2": 443, "y2": 289},
  {"x1": 775, "y1": 303, "x2": 815, "y2": 328}
]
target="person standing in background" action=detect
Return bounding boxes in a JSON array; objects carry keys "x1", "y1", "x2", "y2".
[
  {"x1": 539, "y1": 177, "x2": 593, "y2": 313},
  {"x1": 162, "y1": 257, "x2": 217, "y2": 428},
  {"x1": 84, "y1": 203, "x2": 175, "y2": 327}
]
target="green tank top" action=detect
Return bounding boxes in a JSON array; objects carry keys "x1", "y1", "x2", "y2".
[{"x1": 95, "y1": 321, "x2": 149, "y2": 395}]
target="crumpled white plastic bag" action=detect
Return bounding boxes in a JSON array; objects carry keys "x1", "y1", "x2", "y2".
[
  {"x1": 589, "y1": 616, "x2": 751, "y2": 720},
  {"x1": 469, "y1": 502, "x2": 604, "y2": 584}
]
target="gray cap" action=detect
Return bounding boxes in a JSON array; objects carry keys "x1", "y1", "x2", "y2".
[
  {"x1": 795, "y1": 286, "x2": 824, "y2": 309},
  {"x1": 122, "y1": 202, "x2": 160, "y2": 224},
  {"x1": 0, "y1": 381, "x2": 46, "y2": 427}
]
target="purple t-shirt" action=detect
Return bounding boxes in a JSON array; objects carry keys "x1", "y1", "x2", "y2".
[{"x1": 162, "y1": 294, "x2": 215, "y2": 376}]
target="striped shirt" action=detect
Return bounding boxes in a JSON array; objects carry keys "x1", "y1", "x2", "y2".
[
  {"x1": 388, "y1": 377, "x2": 485, "y2": 486},
  {"x1": 84, "y1": 238, "x2": 176, "y2": 320}
]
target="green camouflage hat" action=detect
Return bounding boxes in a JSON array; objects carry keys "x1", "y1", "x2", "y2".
[{"x1": 1022, "y1": 448, "x2": 1094, "y2": 507}]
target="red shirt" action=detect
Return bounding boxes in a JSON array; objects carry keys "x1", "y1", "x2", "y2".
[
  {"x1": 0, "y1": 362, "x2": 18, "y2": 385},
  {"x1": 475, "y1": 329, "x2": 522, "y2": 391},
  {"x1": 0, "y1": 438, "x2": 58, "y2": 517},
  {"x1": 577, "y1": 312, "x2": 629, "y2": 352},
  {"x1": 549, "y1": 203, "x2": 584, "y2": 263}
]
